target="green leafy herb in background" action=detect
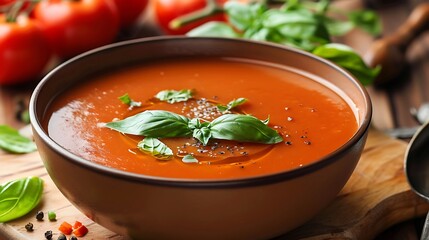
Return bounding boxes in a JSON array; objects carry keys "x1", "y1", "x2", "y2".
[
  {"x1": 138, "y1": 137, "x2": 173, "y2": 160},
  {"x1": 105, "y1": 110, "x2": 283, "y2": 146},
  {"x1": 0, "y1": 125, "x2": 37, "y2": 154},
  {"x1": 118, "y1": 93, "x2": 142, "y2": 109},
  {"x1": 155, "y1": 89, "x2": 193, "y2": 104},
  {"x1": 217, "y1": 98, "x2": 247, "y2": 112},
  {"x1": 312, "y1": 43, "x2": 380, "y2": 85},
  {"x1": 186, "y1": 0, "x2": 381, "y2": 85},
  {"x1": 0, "y1": 176, "x2": 43, "y2": 223}
]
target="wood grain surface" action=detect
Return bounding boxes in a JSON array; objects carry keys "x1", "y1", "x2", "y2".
[{"x1": 1, "y1": 127, "x2": 428, "y2": 240}]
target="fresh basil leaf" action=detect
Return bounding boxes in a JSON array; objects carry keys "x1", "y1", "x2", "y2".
[
  {"x1": 0, "y1": 176, "x2": 43, "y2": 223},
  {"x1": 314, "y1": 0, "x2": 330, "y2": 14},
  {"x1": 0, "y1": 125, "x2": 37, "y2": 154},
  {"x1": 137, "y1": 138, "x2": 173, "y2": 160},
  {"x1": 348, "y1": 10, "x2": 381, "y2": 36},
  {"x1": 263, "y1": 9, "x2": 330, "y2": 44},
  {"x1": 118, "y1": 93, "x2": 142, "y2": 108},
  {"x1": 187, "y1": 22, "x2": 240, "y2": 38},
  {"x1": 281, "y1": 0, "x2": 302, "y2": 11},
  {"x1": 210, "y1": 114, "x2": 283, "y2": 144},
  {"x1": 193, "y1": 127, "x2": 212, "y2": 146},
  {"x1": 312, "y1": 43, "x2": 380, "y2": 85},
  {"x1": 325, "y1": 18, "x2": 354, "y2": 36},
  {"x1": 182, "y1": 154, "x2": 199, "y2": 163},
  {"x1": 224, "y1": 2, "x2": 267, "y2": 31},
  {"x1": 105, "y1": 110, "x2": 192, "y2": 138},
  {"x1": 217, "y1": 98, "x2": 247, "y2": 112},
  {"x1": 155, "y1": 89, "x2": 193, "y2": 104},
  {"x1": 188, "y1": 118, "x2": 212, "y2": 145}
]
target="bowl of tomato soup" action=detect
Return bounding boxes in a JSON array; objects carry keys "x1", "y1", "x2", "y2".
[{"x1": 30, "y1": 37, "x2": 371, "y2": 239}]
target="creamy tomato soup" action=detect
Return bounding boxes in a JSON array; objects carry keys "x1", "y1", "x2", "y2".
[{"x1": 44, "y1": 57, "x2": 358, "y2": 179}]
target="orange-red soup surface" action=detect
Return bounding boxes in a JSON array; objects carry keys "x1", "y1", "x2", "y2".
[{"x1": 45, "y1": 57, "x2": 358, "y2": 180}]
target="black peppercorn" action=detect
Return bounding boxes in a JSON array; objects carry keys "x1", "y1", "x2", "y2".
[
  {"x1": 36, "y1": 211, "x2": 44, "y2": 221},
  {"x1": 44, "y1": 230, "x2": 53, "y2": 240},
  {"x1": 70, "y1": 236, "x2": 78, "y2": 240},
  {"x1": 57, "y1": 234, "x2": 67, "y2": 240},
  {"x1": 24, "y1": 222, "x2": 33, "y2": 232}
]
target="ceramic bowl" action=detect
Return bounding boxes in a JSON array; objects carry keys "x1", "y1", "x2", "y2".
[{"x1": 30, "y1": 36, "x2": 372, "y2": 239}]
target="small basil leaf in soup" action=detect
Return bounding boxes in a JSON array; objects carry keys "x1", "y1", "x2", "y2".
[
  {"x1": 118, "y1": 93, "x2": 141, "y2": 109},
  {"x1": 217, "y1": 98, "x2": 247, "y2": 112},
  {"x1": 0, "y1": 176, "x2": 44, "y2": 223},
  {"x1": 210, "y1": 114, "x2": 283, "y2": 144},
  {"x1": 155, "y1": 89, "x2": 193, "y2": 104},
  {"x1": 0, "y1": 125, "x2": 37, "y2": 154},
  {"x1": 182, "y1": 155, "x2": 199, "y2": 164},
  {"x1": 105, "y1": 110, "x2": 192, "y2": 138},
  {"x1": 137, "y1": 138, "x2": 173, "y2": 160}
]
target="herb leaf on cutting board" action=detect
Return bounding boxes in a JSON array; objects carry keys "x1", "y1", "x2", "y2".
[{"x1": 0, "y1": 176, "x2": 44, "y2": 223}]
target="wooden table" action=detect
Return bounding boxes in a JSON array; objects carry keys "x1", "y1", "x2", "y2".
[{"x1": 1, "y1": 0, "x2": 428, "y2": 239}]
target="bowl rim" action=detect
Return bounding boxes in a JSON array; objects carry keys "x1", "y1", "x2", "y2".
[{"x1": 29, "y1": 36, "x2": 372, "y2": 188}]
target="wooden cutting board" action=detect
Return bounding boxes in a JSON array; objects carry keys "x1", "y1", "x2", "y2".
[{"x1": 1, "y1": 128, "x2": 428, "y2": 240}]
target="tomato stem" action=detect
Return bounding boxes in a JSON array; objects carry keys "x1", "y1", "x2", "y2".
[
  {"x1": 5, "y1": 0, "x2": 40, "y2": 22},
  {"x1": 6, "y1": 0, "x2": 24, "y2": 22},
  {"x1": 169, "y1": 0, "x2": 224, "y2": 30}
]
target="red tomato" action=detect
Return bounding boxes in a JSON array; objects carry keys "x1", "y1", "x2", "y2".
[
  {"x1": 154, "y1": 0, "x2": 229, "y2": 35},
  {"x1": 111, "y1": 0, "x2": 148, "y2": 28},
  {"x1": 0, "y1": 15, "x2": 51, "y2": 85},
  {"x1": 0, "y1": 0, "x2": 14, "y2": 6},
  {"x1": 33, "y1": 0, "x2": 120, "y2": 59}
]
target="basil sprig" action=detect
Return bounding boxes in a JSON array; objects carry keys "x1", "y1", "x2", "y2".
[
  {"x1": 0, "y1": 176, "x2": 44, "y2": 223},
  {"x1": 217, "y1": 98, "x2": 247, "y2": 112},
  {"x1": 155, "y1": 89, "x2": 193, "y2": 103},
  {"x1": 138, "y1": 137, "x2": 173, "y2": 160},
  {"x1": 118, "y1": 93, "x2": 142, "y2": 109},
  {"x1": 187, "y1": 0, "x2": 380, "y2": 85},
  {"x1": 0, "y1": 125, "x2": 37, "y2": 154},
  {"x1": 106, "y1": 110, "x2": 283, "y2": 146}
]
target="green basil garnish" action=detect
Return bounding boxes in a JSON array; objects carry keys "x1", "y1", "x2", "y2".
[
  {"x1": 210, "y1": 114, "x2": 283, "y2": 144},
  {"x1": 0, "y1": 125, "x2": 37, "y2": 154},
  {"x1": 182, "y1": 155, "x2": 199, "y2": 163},
  {"x1": 188, "y1": 118, "x2": 212, "y2": 146},
  {"x1": 105, "y1": 110, "x2": 192, "y2": 138},
  {"x1": 118, "y1": 93, "x2": 142, "y2": 108},
  {"x1": 106, "y1": 110, "x2": 283, "y2": 146},
  {"x1": 0, "y1": 176, "x2": 43, "y2": 223},
  {"x1": 155, "y1": 89, "x2": 193, "y2": 104},
  {"x1": 217, "y1": 98, "x2": 247, "y2": 112},
  {"x1": 138, "y1": 137, "x2": 173, "y2": 160}
]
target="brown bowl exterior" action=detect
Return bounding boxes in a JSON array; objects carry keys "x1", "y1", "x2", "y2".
[{"x1": 30, "y1": 37, "x2": 371, "y2": 239}]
